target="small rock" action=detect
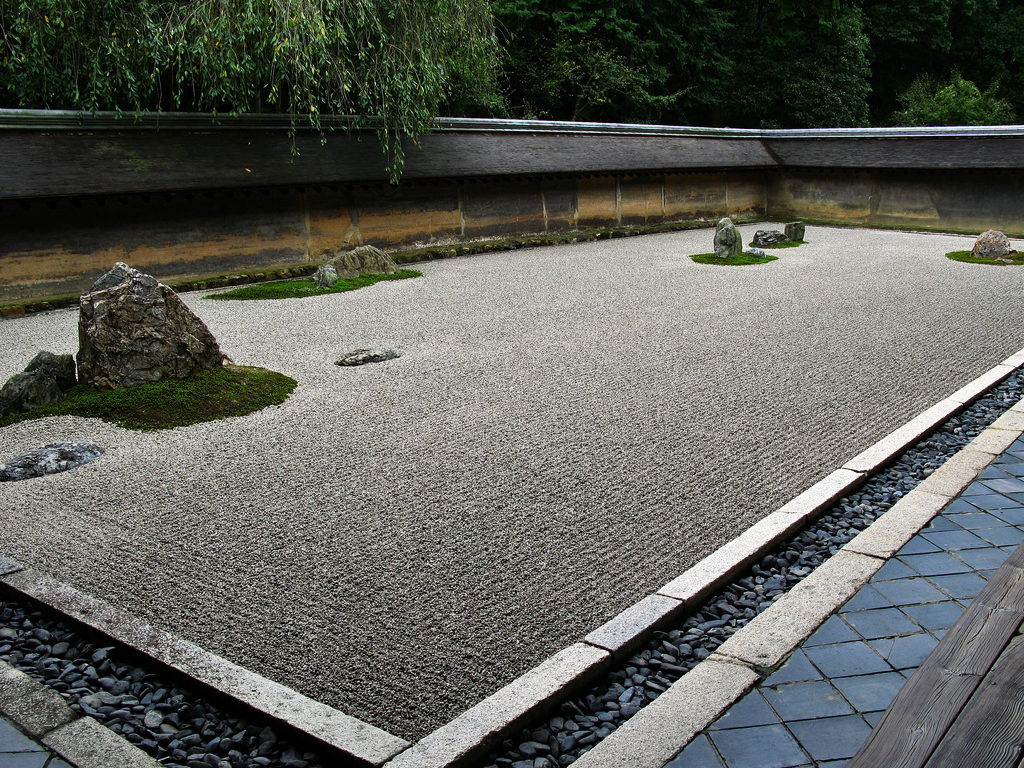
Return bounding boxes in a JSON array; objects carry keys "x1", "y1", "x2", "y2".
[
  {"x1": 0, "y1": 351, "x2": 77, "y2": 419},
  {"x1": 744, "y1": 247, "x2": 767, "y2": 258},
  {"x1": 335, "y1": 349, "x2": 401, "y2": 367},
  {"x1": 312, "y1": 263, "x2": 339, "y2": 288},
  {"x1": 144, "y1": 710, "x2": 164, "y2": 729},
  {"x1": 752, "y1": 229, "x2": 789, "y2": 247}
]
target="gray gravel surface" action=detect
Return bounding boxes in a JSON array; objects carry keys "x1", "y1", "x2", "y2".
[{"x1": 2, "y1": 225, "x2": 1024, "y2": 741}]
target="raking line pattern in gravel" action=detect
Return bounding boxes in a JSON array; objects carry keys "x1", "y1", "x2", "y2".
[{"x1": 3, "y1": 225, "x2": 1024, "y2": 742}]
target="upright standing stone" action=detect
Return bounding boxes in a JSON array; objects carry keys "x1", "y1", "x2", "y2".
[
  {"x1": 77, "y1": 263, "x2": 230, "y2": 391},
  {"x1": 784, "y1": 222, "x2": 806, "y2": 241},
  {"x1": 970, "y1": 230, "x2": 1012, "y2": 260},
  {"x1": 714, "y1": 218, "x2": 744, "y2": 260}
]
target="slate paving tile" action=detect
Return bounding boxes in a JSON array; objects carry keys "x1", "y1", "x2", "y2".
[
  {"x1": 975, "y1": 526, "x2": 1024, "y2": 547},
  {"x1": 710, "y1": 691, "x2": 779, "y2": 730},
  {"x1": 787, "y1": 715, "x2": 873, "y2": 762},
  {"x1": 895, "y1": 537, "x2": 941, "y2": 556},
  {"x1": 900, "y1": 600, "x2": 965, "y2": 631},
  {"x1": 0, "y1": 720, "x2": 45, "y2": 754},
  {"x1": 927, "y1": 571, "x2": 988, "y2": 600},
  {"x1": 941, "y1": 498, "x2": 981, "y2": 514},
  {"x1": 920, "y1": 528, "x2": 992, "y2": 551},
  {"x1": 762, "y1": 680, "x2": 853, "y2": 721},
  {"x1": 870, "y1": 559, "x2": 917, "y2": 581},
  {"x1": 869, "y1": 577, "x2": 947, "y2": 608},
  {"x1": 869, "y1": 632, "x2": 939, "y2": 670},
  {"x1": 919, "y1": 516, "x2": 961, "y2": 532},
  {"x1": 709, "y1": 724, "x2": 809, "y2": 768},
  {"x1": 980, "y1": 465, "x2": 1011, "y2": 479},
  {"x1": 831, "y1": 671, "x2": 906, "y2": 713},
  {"x1": 899, "y1": 551, "x2": 974, "y2": 576},
  {"x1": 840, "y1": 585, "x2": 892, "y2": 612},
  {"x1": 664, "y1": 734, "x2": 724, "y2": 768},
  {"x1": 955, "y1": 546, "x2": 1012, "y2": 570},
  {"x1": 0, "y1": 755, "x2": 50, "y2": 768},
  {"x1": 843, "y1": 607, "x2": 921, "y2": 640},
  {"x1": 966, "y1": 495, "x2": 1023, "y2": 513},
  {"x1": 989, "y1": 506, "x2": 1024, "y2": 525},
  {"x1": 996, "y1": 463, "x2": 1024, "y2": 477},
  {"x1": 980, "y1": 477, "x2": 1024, "y2": 494},
  {"x1": 960, "y1": 481, "x2": 994, "y2": 496},
  {"x1": 805, "y1": 641, "x2": 893, "y2": 678},
  {"x1": 946, "y1": 511, "x2": 1011, "y2": 529},
  {"x1": 804, "y1": 616, "x2": 859, "y2": 647},
  {"x1": 763, "y1": 650, "x2": 823, "y2": 687}
]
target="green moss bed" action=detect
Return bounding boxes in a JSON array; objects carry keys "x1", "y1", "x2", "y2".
[
  {"x1": 946, "y1": 249, "x2": 1024, "y2": 266},
  {"x1": 205, "y1": 270, "x2": 422, "y2": 301},
  {"x1": 690, "y1": 252, "x2": 779, "y2": 266},
  {"x1": 0, "y1": 366, "x2": 296, "y2": 431}
]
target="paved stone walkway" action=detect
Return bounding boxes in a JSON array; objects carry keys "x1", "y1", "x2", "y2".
[
  {"x1": 0, "y1": 715, "x2": 70, "y2": 768},
  {"x1": 665, "y1": 437, "x2": 1024, "y2": 768}
]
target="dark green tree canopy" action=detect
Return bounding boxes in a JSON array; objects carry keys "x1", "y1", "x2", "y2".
[{"x1": 0, "y1": 0, "x2": 500, "y2": 175}]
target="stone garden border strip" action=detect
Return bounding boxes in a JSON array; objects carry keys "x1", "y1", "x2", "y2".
[
  {"x1": 0, "y1": 568, "x2": 410, "y2": 767},
  {"x1": 564, "y1": 390, "x2": 1024, "y2": 768},
  {"x1": 0, "y1": 660, "x2": 160, "y2": 768},
  {"x1": 4, "y1": 351, "x2": 1024, "y2": 768}
]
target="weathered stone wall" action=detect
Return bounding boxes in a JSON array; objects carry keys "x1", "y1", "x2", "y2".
[
  {"x1": 767, "y1": 168, "x2": 1024, "y2": 236},
  {"x1": 0, "y1": 171, "x2": 767, "y2": 306}
]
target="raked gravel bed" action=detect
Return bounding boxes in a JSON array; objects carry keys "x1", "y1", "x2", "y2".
[
  {"x1": 3, "y1": 225, "x2": 1024, "y2": 742},
  {"x1": 483, "y1": 369, "x2": 1024, "y2": 767},
  {"x1": 0, "y1": 348, "x2": 1021, "y2": 768}
]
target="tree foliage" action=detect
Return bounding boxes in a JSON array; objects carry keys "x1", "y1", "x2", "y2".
[
  {"x1": 0, "y1": 0, "x2": 500, "y2": 175},
  {"x1": 894, "y1": 72, "x2": 1016, "y2": 126}
]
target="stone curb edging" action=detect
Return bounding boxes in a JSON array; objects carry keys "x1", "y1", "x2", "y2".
[
  {"x1": 563, "y1": 390, "x2": 1024, "y2": 767},
  {"x1": 0, "y1": 660, "x2": 160, "y2": 768},
  {"x1": 0, "y1": 568, "x2": 409, "y2": 767},
  {"x1": 4, "y1": 350, "x2": 1023, "y2": 768}
]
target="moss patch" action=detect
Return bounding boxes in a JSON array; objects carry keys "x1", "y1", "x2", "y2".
[
  {"x1": 752, "y1": 240, "x2": 806, "y2": 249},
  {"x1": 0, "y1": 365, "x2": 296, "y2": 431},
  {"x1": 946, "y1": 249, "x2": 1024, "y2": 265},
  {"x1": 205, "y1": 270, "x2": 422, "y2": 301},
  {"x1": 690, "y1": 252, "x2": 779, "y2": 266}
]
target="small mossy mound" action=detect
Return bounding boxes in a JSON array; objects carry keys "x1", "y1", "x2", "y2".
[
  {"x1": 690, "y1": 252, "x2": 779, "y2": 266},
  {"x1": 752, "y1": 240, "x2": 806, "y2": 249},
  {"x1": 205, "y1": 269, "x2": 422, "y2": 300},
  {"x1": 0, "y1": 365, "x2": 296, "y2": 431},
  {"x1": 946, "y1": 249, "x2": 1024, "y2": 265}
]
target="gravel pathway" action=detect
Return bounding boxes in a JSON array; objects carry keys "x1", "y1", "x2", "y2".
[{"x1": 1, "y1": 225, "x2": 1024, "y2": 741}]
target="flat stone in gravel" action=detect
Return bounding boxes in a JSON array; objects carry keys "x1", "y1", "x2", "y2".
[{"x1": 2, "y1": 225, "x2": 1024, "y2": 741}]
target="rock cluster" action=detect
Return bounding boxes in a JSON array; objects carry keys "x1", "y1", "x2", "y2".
[
  {"x1": 713, "y1": 218, "x2": 743, "y2": 259},
  {"x1": 313, "y1": 245, "x2": 398, "y2": 287},
  {"x1": 0, "y1": 442, "x2": 104, "y2": 482},
  {"x1": 78, "y1": 263, "x2": 229, "y2": 390},
  {"x1": 0, "y1": 351, "x2": 77, "y2": 418},
  {"x1": 335, "y1": 349, "x2": 402, "y2": 367},
  {"x1": 971, "y1": 230, "x2": 1013, "y2": 261}
]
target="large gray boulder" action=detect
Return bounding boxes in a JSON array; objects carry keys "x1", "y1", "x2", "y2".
[
  {"x1": 752, "y1": 229, "x2": 789, "y2": 247},
  {"x1": 78, "y1": 263, "x2": 229, "y2": 391},
  {"x1": 785, "y1": 221, "x2": 806, "y2": 241},
  {"x1": 971, "y1": 230, "x2": 1012, "y2": 260},
  {"x1": 315, "y1": 244, "x2": 398, "y2": 284},
  {"x1": 714, "y1": 218, "x2": 744, "y2": 259},
  {"x1": 0, "y1": 351, "x2": 77, "y2": 418}
]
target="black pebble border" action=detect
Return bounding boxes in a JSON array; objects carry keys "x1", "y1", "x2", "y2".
[
  {"x1": 0, "y1": 604, "x2": 326, "y2": 768},
  {"x1": 481, "y1": 369, "x2": 1024, "y2": 768},
  {"x1": 1, "y1": 371, "x2": 1020, "y2": 768}
]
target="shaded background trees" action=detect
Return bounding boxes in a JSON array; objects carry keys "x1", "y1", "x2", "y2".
[{"x1": 2, "y1": 0, "x2": 1022, "y2": 149}]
